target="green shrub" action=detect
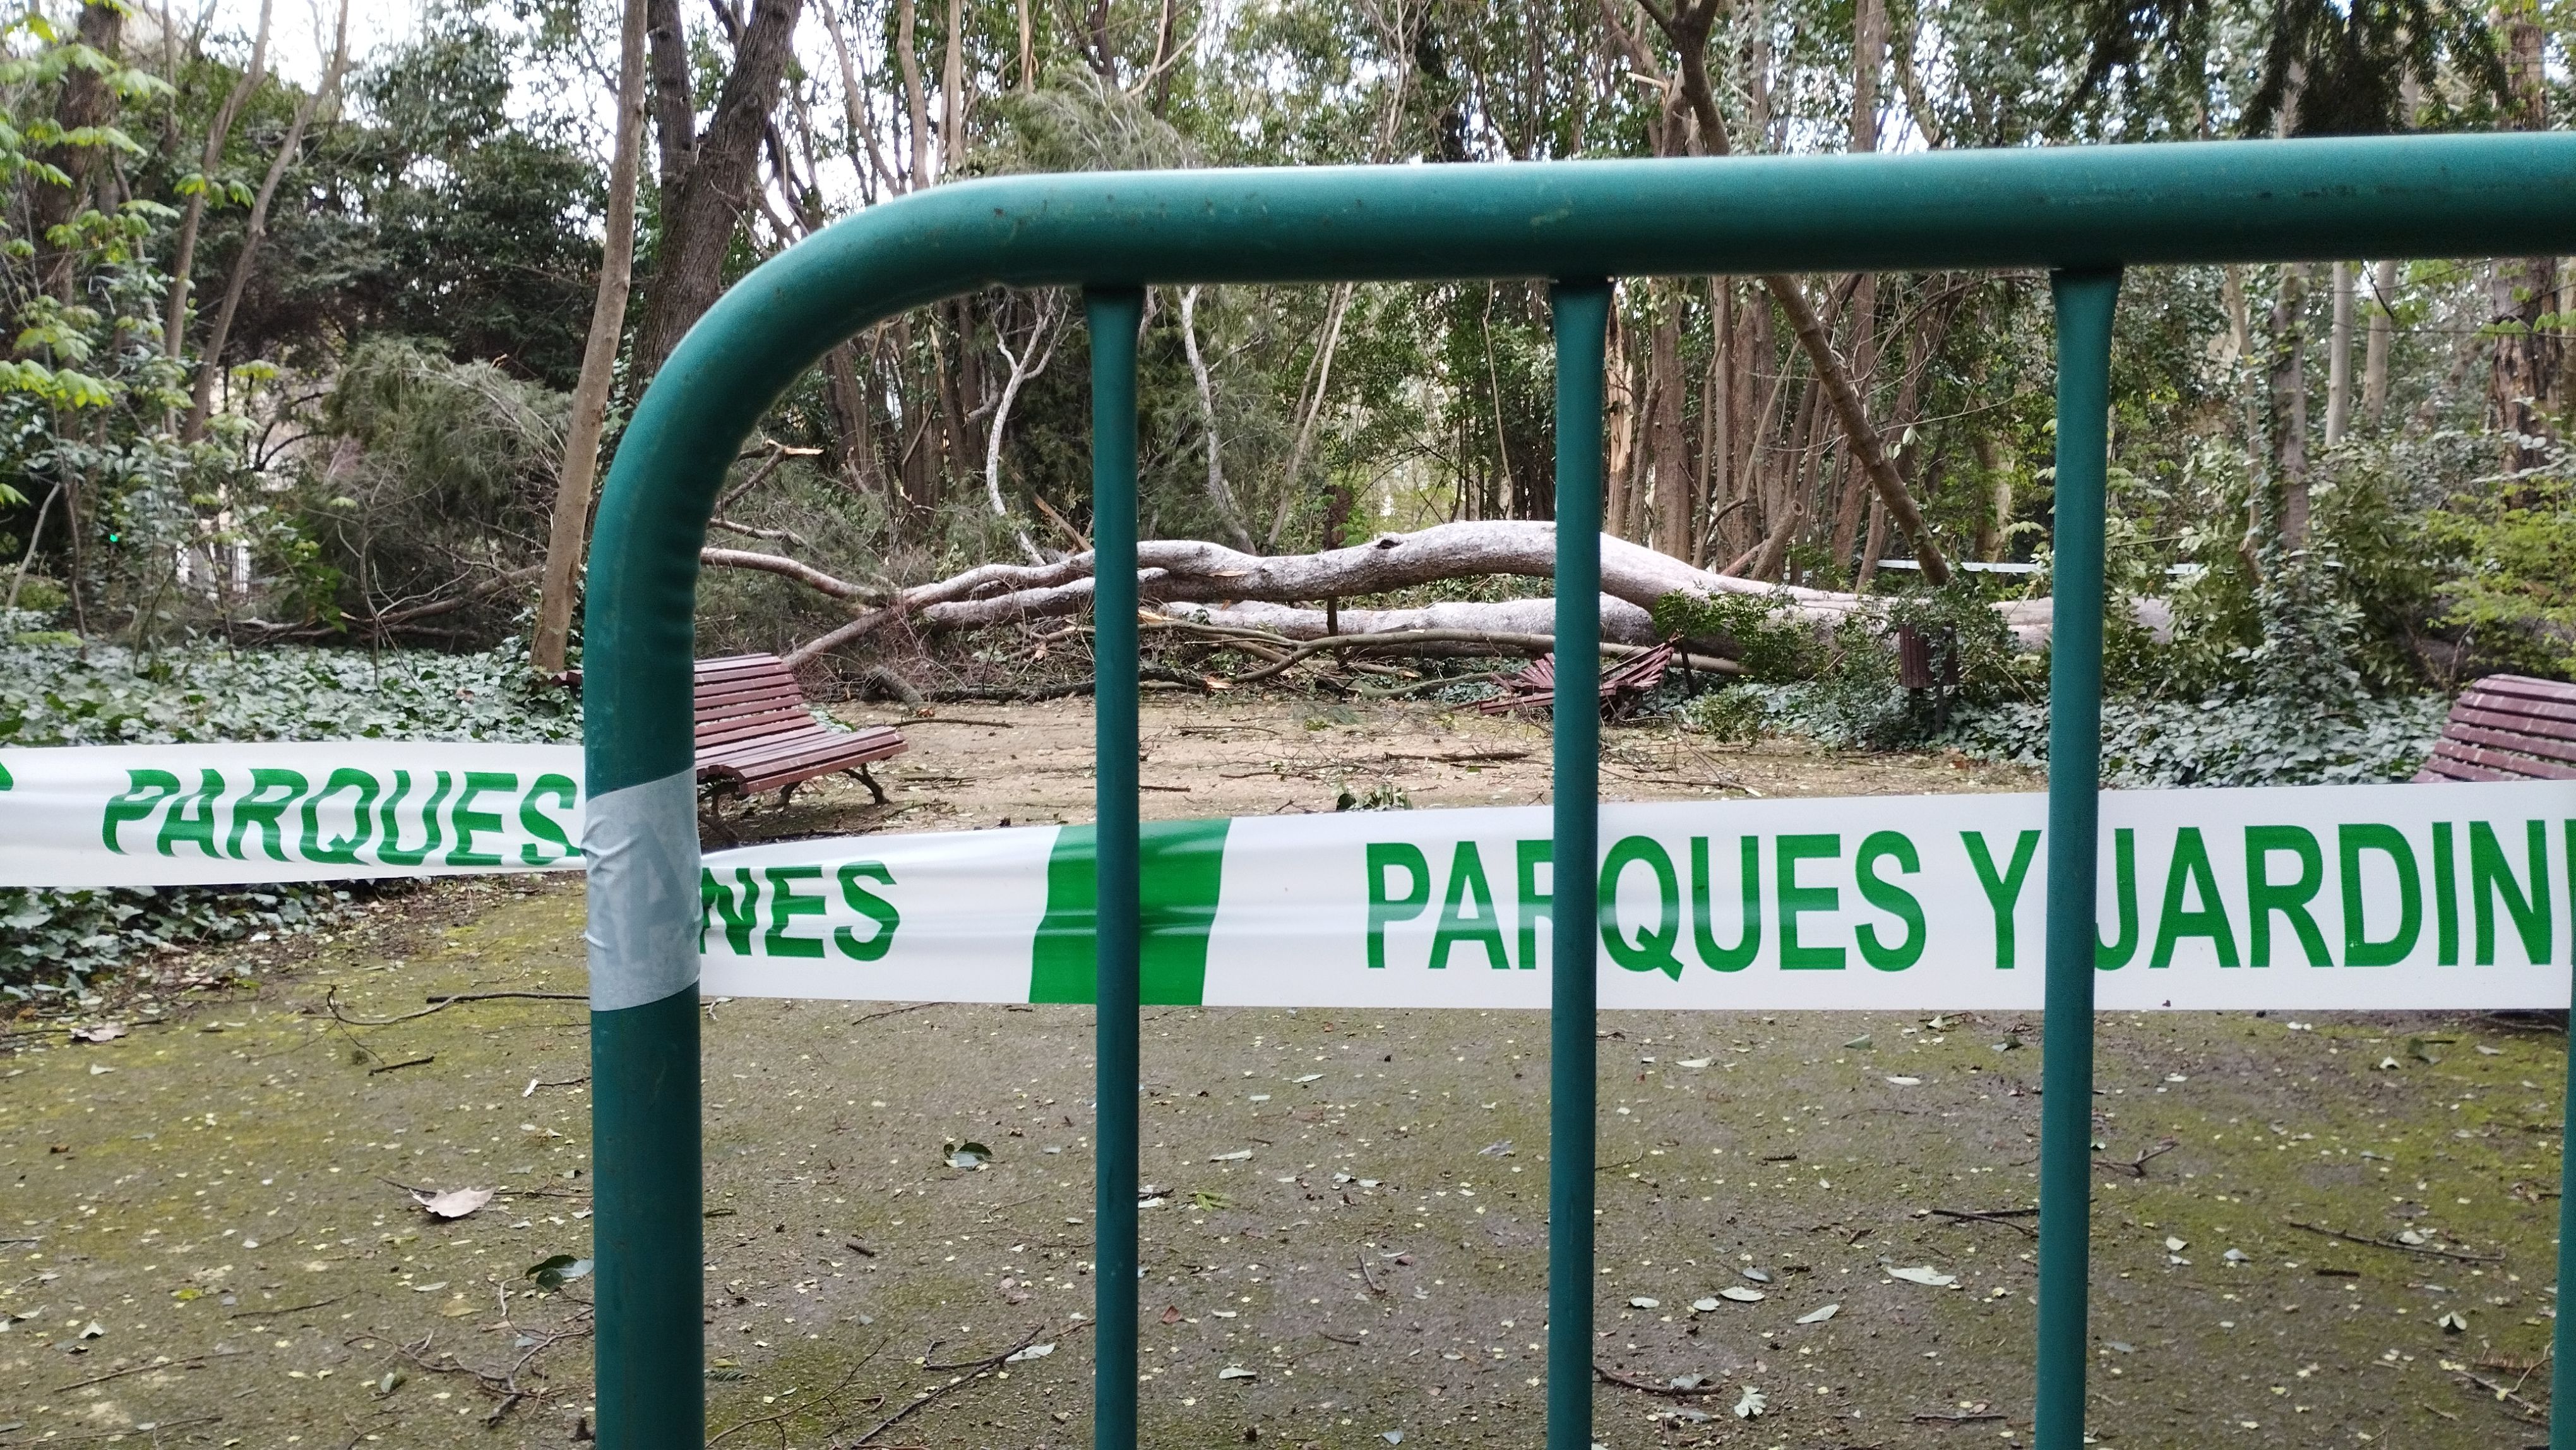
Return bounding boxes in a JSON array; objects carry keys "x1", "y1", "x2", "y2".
[{"x1": 2423, "y1": 475, "x2": 2576, "y2": 681}]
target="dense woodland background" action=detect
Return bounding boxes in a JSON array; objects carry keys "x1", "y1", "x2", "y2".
[{"x1": 0, "y1": 0, "x2": 2569, "y2": 692}]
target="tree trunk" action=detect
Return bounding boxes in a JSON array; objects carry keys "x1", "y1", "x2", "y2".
[
  {"x1": 182, "y1": 0, "x2": 348, "y2": 445},
  {"x1": 2363, "y1": 258, "x2": 2397, "y2": 428},
  {"x1": 164, "y1": 0, "x2": 271, "y2": 360},
  {"x1": 1602, "y1": 305, "x2": 1635, "y2": 537},
  {"x1": 1970, "y1": 432, "x2": 2005, "y2": 561},
  {"x1": 2220, "y1": 264, "x2": 2248, "y2": 371},
  {"x1": 30, "y1": 2, "x2": 124, "y2": 302},
  {"x1": 898, "y1": 0, "x2": 931, "y2": 188},
  {"x1": 2323, "y1": 260, "x2": 2354, "y2": 446},
  {"x1": 1851, "y1": 0, "x2": 1884, "y2": 150},
  {"x1": 941, "y1": 0, "x2": 967, "y2": 171},
  {"x1": 633, "y1": 0, "x2": 806, "y2": 379},
  {"x1": 1277, "y1": 283, "x2": 1354, "y2": 548},
  {"x1": 528, "y1": 0, "x2": 648, "y2": 677},
  {"x1": 1824, "y1": 276, "x2": 1875, "y2": 570},
  {"x1": 1826, "y1": 0, "x2": 1887, "y2": 582},
  {"x1": 984, "y1": 294, "x2": 1061, "y2": 561},
  {"x1": 2490, "y1": 13, "x2": 2556, "y2": 474},
  {"x1": 1648, "y1": 304, "x2": 1690, "y2": 559},
  {"x1": 1016, "y1": 0, "x2": 1034, "y2": 92},
  {"x1": 1177, "y1": 287, "x2": 1254, "y2": 551},
  {"x1": 2269, "y1": 265, "x2": 2312, "y2": 551}
]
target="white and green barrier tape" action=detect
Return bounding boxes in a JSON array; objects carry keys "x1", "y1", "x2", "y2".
[
  {"x1": 5, "y1": 745, "x2": 2567, "y2": 1010},
  {"x1": 698, "y1": 781, "x2": 2575, "y2": 1010},
  {"x1": 0, "y1": 743, "x2": 587, "y2": 888}
]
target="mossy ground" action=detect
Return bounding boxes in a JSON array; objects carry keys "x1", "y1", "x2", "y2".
[{"x1": 0, "y1": 698, "x2": 2560, "y2": 1448}]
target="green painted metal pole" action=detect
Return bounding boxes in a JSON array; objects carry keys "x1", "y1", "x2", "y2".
[
  {"x1": 1546, "y1": 279, "x2": 1610, "y2": 1450},
  {"x1": 2036, "y1": 267, "x2": 2121, "y2": 1450},
  {"x1": 2555, "y1": 984, "x2": 2576, "y2": 1448},
  {"x1": 588, "y1": 995, "x2": 701, "y2": 1447},
  {"x1": 1087, "y1": 286, "x2": 1144, "y2": 1450}
]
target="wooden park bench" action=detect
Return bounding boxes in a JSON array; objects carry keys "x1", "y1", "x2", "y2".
[
  {"x1": 695, "y1": 653, "x2": 907, "y2": 808},
  {"x1": 2416, "y1": 673, "x2": 2576, "y2": 782}
]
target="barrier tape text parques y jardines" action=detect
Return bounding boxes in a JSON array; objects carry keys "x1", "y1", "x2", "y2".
[{"x1": 3, "y1": 745, "x2": 2562, "y2": 1010}]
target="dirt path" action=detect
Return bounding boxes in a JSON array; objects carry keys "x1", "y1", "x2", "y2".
[{"x1": 0, "y1": 698, "x2": 2560, "y2": 1448}]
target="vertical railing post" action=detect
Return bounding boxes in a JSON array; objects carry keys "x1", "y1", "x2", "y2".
[
  {"x1": 1546, "y1": 279, "x2": 1611, "y2": 1450},
  {"x1": 2555, "y1": 1007, "x2": 2576, "y2": 1448},
  {"x1": 1087, "y1": 285, "x2": 1145, "y2": 1450},
  {"x1": 2036, "y1": 267, "x2": 2121, "y2": 1450}
]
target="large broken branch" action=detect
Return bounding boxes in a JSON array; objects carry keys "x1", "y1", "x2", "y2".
[{"x1": 701, "y1": 522, "x2": 2100, "y2": 671}]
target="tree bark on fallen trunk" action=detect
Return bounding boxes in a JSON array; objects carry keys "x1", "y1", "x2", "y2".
[{"x1": 693, "y1": 521, "x2": 2142, "y2": 669}]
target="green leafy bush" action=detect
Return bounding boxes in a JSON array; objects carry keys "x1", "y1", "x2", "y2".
[
  {"x1": 1667, "y1": 583, "x2": 2036, "y2": 750},
  {"x1": 1935, "y1": 692, "x2": 2446, "y2": 788},
  {"x1": 3, "y1": 882, "x2": 355, "y2": 1004},
  {"x1": 2423, "y1": 475, "x2": 2576, "y2": 681},
  {"x1": 1649, "y1": 588, "x2": 1827, "y2": 683},
  {"x1": 0, "y1": 635, "x2": 580, "y2": 746}
]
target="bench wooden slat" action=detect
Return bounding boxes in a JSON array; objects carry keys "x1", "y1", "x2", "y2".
[
  {"x1": 695, "y1": 698, "x2": 813, "y2": 728},
  {"x1": 2456, "y1": 691, "x2": 2576, "y2": 731},
  {"x1": 2415, "y1": 757, "x2": 2519, "y2": 782},
  {"x1": 2466, "y1": 673, "x2": 2576, "y2": 705},
  {"x1": 705, "y1": 730, "x2": 899, "y2": 774},
  {"x1": 716, "y1": 742, "x2": 907, "y2": 795},
  {"x1": 2441, "y1": 715, "x2": 2576, "y2": 767},
  {"x1": 2427, "y1": 736, "x2": 2576, "y2": 780},
  {"x1": 713, "y1": 734, "x2": 903, "y2": 781}
]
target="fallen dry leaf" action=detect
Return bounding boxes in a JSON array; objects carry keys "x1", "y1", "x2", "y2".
[{"x1": 413, "y1": 1187, "x2": 492, "y2": 1220}]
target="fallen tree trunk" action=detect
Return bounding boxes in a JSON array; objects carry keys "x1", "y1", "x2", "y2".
[{"x1": 696, "y1": 521, "x2": 2146, "y2": 670}]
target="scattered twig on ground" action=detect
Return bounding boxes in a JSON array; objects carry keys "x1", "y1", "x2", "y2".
[
  {"x1": 1912, "y1": 1411, "x2": 2007, "y2": 1423},
  {"x1": 846, "y1": 1322, "x2": 1066, "y2": 1445},
  {"x1": 53, "y1": 1350, "x2": 246, "y2": 1393},
  {"x1": 1593, "y1": 1364, "x2": 1727, "y2": 1397},
  {"x1": 710, "y1": 1354, "x2": 880, "y2": 1447},
  {"x1": 1928, "y1": 1206, "x2": 2039, "y2": 1238},
  {"x1": 1356, "y1": 1247, "x2": 1386, "y2": 1297},
  {"x1": 847, "y1": 715, "x2": 1018, "y2": 728},
  {"x1": 2091, "y1": 1138, "x2": 2177, "y2": 1177},
  {"x1": 853, "y1": 1003, "x2": 936, "y2": 1026},
  {"x1": 920, "y1": 1324, "x2": 1047, "y2": 1373},
  {"x1": 229, "y1": 1294, "x2": 343, "y2": 1319},
  {"x1": 2282, "y1": 1219, "x2": 2504, "y2": 1264},
  {"x1": 371, "y1": 1310, "x2": 593, "y2": 1428},
  {"x1": 323, "y1": 986, "x2": 584, "y2": 1028},
  {"x1": 2451, "y1": 1367, "x2": 2548, "y2": 1423},
  {"x1": 368, "y1": 1055, "x2": 435, "y2": 1074}
]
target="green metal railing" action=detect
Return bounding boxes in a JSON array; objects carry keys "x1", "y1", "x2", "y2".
[{"x1": 578, "y1": 135, "x2": 2576, "y2": 1450}]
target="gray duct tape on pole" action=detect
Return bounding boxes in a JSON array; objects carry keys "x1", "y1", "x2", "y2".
[{"x1": 584, "y1": 769, "x2": 702, "y2": 1010}]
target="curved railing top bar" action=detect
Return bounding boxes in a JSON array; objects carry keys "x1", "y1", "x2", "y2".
[{"x1": 587, "y1": 131, "x2": 2576, "y2": 788}]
